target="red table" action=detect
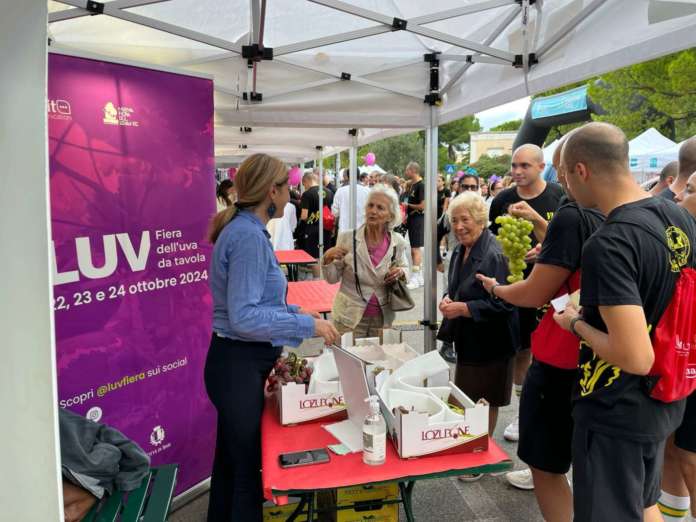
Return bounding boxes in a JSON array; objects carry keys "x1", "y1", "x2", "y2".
[
  {"x1": 275, "y1": 250, "x2": 317, "y2": 281},
  {"x1": 286, "y1": 280, "x2": 339, "y2": 316},
  {"x1": 261, "y1": 403, "x2": 512, "y2": 521}
]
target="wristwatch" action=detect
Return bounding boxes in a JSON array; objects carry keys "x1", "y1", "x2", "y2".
[
  {"x1": 569, "y1": 316, "x2": 584, "y2": 338},
  {"x1": 490, "y1": 283, "x2": 501, "y2": 301}
]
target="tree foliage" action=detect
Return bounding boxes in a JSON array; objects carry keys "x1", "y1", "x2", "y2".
[
  {"x1": 470, "y1": 154, "x2": 511, "y2": 181},
  {"x1": 357, "y1": 132, "x2": 425, "y2": 176},
  {"x1": 490, "y1": 119, "x2": 522, "y2": 132},
  {"x1": 588, "y1": 49, "x2": 696, "y2": 141}
]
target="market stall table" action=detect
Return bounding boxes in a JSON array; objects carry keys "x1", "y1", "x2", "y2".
[
  {"x1": 275, "y1": 250, "x2": 317, "y2": 281},
  {"x1": 286, "y1": 280, "x2": 339, "y2": 317},
  {"x1": 261, "y1": 403, "x2": 512, "y2": 521}
]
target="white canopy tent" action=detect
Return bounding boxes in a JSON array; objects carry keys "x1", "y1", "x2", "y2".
[
  {"x1": 633, "y1": 140, "x2": 683, "y2": 170},
  {"x1": 629, "y1": 127, "x2": 677, "y2": 156},
  {"x1": 5, "y1": 2, "x2": 696, "y2": 518},
  {"x1": 45, "y1": 0, "x2": 696, "y2": 355},
  {"x1": 628, "y1": 127, "x2": 679, "y2": 174}
]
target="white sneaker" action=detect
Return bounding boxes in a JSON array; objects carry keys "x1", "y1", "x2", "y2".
[
  {"x1": 407, "y1": 274, "x2": 422, "y2": 290},
  {"x1": 506, "y1": 468, "x2": 534, "y2": 490},
  {"x1": 417, "y1": 271, "x2": 425, "y2": 287},
  {"x1": 503, "y1": 416, "x2": 519, "y2": 442}
]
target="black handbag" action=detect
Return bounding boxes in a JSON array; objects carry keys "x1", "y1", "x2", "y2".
[{"x1": 353, "y1": 230, "x2": 415, "y2": 312}]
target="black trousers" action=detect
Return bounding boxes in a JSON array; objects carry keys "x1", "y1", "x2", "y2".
[{"x1": 204, "y1": 334, "x2": 281, "y2": 522}]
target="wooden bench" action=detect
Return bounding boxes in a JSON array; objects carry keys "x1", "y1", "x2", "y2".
[{"x1": 84, "y1": 464, "x2": 178, "y2": 522}]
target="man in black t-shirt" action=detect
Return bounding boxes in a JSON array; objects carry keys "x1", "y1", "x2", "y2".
[
  {"x1": 488, "y1": 144, "x2": 564, "y2": 442},
  {"x1": 298, "y1": 171, "x2": 334, "y2": 277},
  {"x1": 478, "y1": 138, "x2": 603, "y2": 517},
  {"x1": 554, "y1": 122, "x2": 695, "y2": 522},
  {"x1": 660, "y1": 137, "x2": 696, "y2": 200},
  {"x1": 405, "y1": 161, "x2": 425, "y2": 289}
]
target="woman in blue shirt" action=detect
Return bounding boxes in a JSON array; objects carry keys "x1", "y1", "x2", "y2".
[{"x1": 205, "y1": 153, "x2": 339, "y2": 521}]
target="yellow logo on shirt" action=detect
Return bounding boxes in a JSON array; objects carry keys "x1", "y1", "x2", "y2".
[
  {"x1": 666, "y1": 226, "x2": 690, "y2": 273},
  {"x1": 578, "y1": 343, "x2": 621, "y2": 397}
]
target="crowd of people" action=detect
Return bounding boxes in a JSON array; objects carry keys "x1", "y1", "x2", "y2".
[{"x1": 208, "y1": 123, "x2": 696, "y2": 521}]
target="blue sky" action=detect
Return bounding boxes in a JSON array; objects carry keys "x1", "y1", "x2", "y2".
[{"x1": 475, "y1": 97, "x2": 530, "y2": 130}]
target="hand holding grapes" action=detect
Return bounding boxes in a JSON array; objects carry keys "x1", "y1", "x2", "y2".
[{"x1": 494, "y1": 215, "x2": 534, "y2": 282}]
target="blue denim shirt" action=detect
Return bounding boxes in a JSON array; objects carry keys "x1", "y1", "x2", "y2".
[{"x1": 211, "y1": 210, "x2": 314, "y2": 346}]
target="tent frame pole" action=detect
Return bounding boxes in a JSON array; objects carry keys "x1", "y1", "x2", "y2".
[
  {"x1": 53, "y1": 0, "x2": 243, "y2": 53},
  {"x1": 440, "y1": 5, "x2": 520, "y2": 95},
  {"x1": 317, "y1": 146, "x2": 325, "y2": 260},
  {"x1": 307, "y1": 0, "x2": 515, "y2": 61},
  {"x1": 423, "y1": 108, "x2": 438, "y2": 353},
  {"x1": 48, "y1": 0, "x2": 170, "y2": 23},
  {"x1": 535, "y1": 0, "x2": 608, "y2": 59},
  {"x1": 349, "y1": 133, "x2": 358, "y2": 230}
]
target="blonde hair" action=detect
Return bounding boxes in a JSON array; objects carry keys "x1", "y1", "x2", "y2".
[
  {"x1": 447, "y1": 192, "x2": 488, "y2": 226},
  {"x1": 208, "y1": 153, "x2": 288, "y2": 243}
]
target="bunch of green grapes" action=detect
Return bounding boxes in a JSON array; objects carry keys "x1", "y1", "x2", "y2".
[{"x1": 494, "y1": 215, "x2": 534, "y2": 283}]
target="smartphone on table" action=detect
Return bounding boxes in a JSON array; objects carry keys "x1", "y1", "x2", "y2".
[{"x1": 278, "y1": 448, "x2": 331, "y2": 468}]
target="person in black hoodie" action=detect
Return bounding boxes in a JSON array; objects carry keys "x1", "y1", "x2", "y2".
[{"x1": 437, "y1": 192, "x2": 518, "y2": 441}]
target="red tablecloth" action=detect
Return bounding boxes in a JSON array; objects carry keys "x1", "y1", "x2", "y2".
[
  {"x1": 286, "y1": 280, "x2": 339, "y2": 314},
  {"x1": 261, "y1": 402, "x2": 512, "y2": 503},
  {"x1": 276, "y1": 249, "x2": 316, "y2": 265}
]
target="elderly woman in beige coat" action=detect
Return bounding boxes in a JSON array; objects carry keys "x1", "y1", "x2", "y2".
[{"x1": 321, "y1": 185, "x2": 410, "y2": 338}]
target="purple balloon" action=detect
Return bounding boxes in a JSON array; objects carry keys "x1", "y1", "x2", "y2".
[
  {"x1": 288, "y1": 166, "x2": 303, "y2": 186},
  {"x1": 363, "y1": 152, "x2": 376, "y2": 166}
]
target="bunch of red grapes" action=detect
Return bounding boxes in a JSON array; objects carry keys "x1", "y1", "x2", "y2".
[{"x1": 266, "y1": 352, "x2": 314, "y2": 393}]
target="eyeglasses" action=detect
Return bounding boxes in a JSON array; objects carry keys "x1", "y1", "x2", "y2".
[{"x1": 460, "y1": 184, "x2": 479, "y2": 191}]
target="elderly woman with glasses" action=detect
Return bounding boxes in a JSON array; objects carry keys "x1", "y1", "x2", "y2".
[
  {"x1": 321, "y1": 185, "x2": 410, "y2": 338},
  {"x1": 437, "y1": 192, "x2": 518, "y2": 444}
]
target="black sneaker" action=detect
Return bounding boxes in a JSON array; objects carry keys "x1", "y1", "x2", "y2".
[{"x1": 439, "y1": 342, "x2": 456, "y2": 363}]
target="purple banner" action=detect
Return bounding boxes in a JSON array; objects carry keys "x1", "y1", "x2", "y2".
[{"x1": 49, "y1": 53, "x2": 216, "y2": 494}]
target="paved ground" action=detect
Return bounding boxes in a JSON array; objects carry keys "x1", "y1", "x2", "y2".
[{"x1": 170, "y1": 272, "x2": 545, "y2": 521}]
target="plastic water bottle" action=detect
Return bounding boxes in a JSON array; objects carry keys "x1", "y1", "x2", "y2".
[{"x1": 362, "y1": 396, "x2": 386, "y2": 465}]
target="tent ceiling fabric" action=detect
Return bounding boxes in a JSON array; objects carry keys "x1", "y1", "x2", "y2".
[{"x1": 49, "y1": 0, "x2": 696, "y2": 154}]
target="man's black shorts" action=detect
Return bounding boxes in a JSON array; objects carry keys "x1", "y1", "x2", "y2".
[
  {"x1": 675, "y1": 393, "x2": 696, "y2": 453},
  {"x1": 517, "y1": 306, "x2": 540, "y2": 351},
  {"x1": 572, "y1": 425, "x2": 666, "y2": 522},
  {"x1": 517, "y1": 359, "x2": 576, "y2": 474},
  {"x1": 407, "y1": 214, "x2": 424, "y2": 248}
]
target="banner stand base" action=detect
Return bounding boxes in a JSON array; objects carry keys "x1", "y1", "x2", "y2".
[{"x1": 171, "y1": 478, "x2": 211, "y2": 512}]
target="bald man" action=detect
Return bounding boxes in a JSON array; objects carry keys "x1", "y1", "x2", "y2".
[
  {"x1": 662, "y1": 137, "x2": 696, "y2": 200},
  {"x1": 479, "y1": 136, "x2": 603, "y2": 517},
  {"x1": 488, "y1": 143, "x2": 565, "y2": 442},
  {"x1": 553, "y1": 122, "x2": 695, "y2": 522}
]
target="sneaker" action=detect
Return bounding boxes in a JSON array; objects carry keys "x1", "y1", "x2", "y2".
[
  {"x1": 439, "y1": 342, "x2": 456, "y2": 363},
  {"x1": 503, "y1": 416, "x2": 519, "y2": 442},
  {"x1": 506, "y1": 468, "x2": 534, "y2": 490},
  {"x1": 457, "y1": 473, "x2": 484, "y2": 483},
  {"x1": 406, "y1": 276, "x2": 421, "y2": 290}
]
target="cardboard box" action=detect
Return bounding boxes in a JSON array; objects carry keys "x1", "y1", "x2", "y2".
[
  {"x1": 275, "y1": 351, "x2": 346, "y2": 425},
  {"x1": 334, "y1": 344, "x2": 489, "y2": 459},
  {"x1": 336, "y1": 503, "x2": 398, "y2": 522},
  {"x1": 263, "y1": 497, "x2": 314, "y2": 521},
  {"x1": 337, "y1": 483, "x2": 398, "y2": 505},
  {"x1": 378, "y1": 351, "x2": 489, "y2": 458}
]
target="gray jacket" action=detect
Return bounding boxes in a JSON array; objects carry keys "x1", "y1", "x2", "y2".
[{"x1": 60, "y1": 408, "x2": 150, "y2": 498}]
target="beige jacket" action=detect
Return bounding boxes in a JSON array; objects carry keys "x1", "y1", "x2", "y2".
[{"x1": 322, "y1": 226, "x2": 410, "y2": 330}]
